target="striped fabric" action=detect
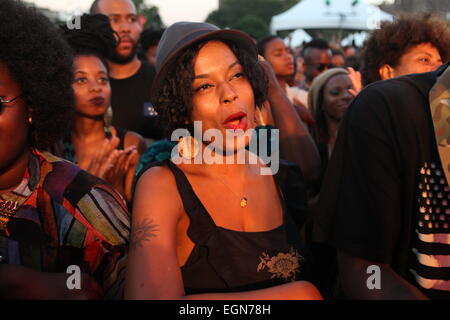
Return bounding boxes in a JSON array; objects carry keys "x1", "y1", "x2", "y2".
[
  {"x1": 411, "y1": 161, "x2": 450, "y2": 299},
  {"x1": 0, "y1": 149, "x2": 130, "y2": 299}
]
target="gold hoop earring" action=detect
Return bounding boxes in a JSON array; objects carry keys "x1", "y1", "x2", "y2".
[
  {"x1": 178, "y1": 136, "x2": 200, "y2": 160},
  {"x1": 28, "y1": 115, "x2": 32, "y2": 125}
]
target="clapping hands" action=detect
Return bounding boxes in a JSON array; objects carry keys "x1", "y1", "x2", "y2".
[{"x1": 80, "y1": 136, "x2": 138, "y2": 192}]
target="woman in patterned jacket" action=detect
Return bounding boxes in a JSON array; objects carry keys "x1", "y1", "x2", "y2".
[{"x1": 0, "y1": 0, "x2": 129, "y2": 299}]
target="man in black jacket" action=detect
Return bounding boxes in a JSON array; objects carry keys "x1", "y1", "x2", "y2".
[{"x1": 314, "y1": 63, "x2": 450, "y2": 299}]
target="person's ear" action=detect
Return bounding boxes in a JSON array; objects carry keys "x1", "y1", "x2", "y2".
[{"x1": 379, "y1": 64, "x2": 395, "y2": 80}]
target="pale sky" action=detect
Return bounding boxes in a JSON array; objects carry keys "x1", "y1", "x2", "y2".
[
  {"x1": 27, "y1": 0, "x2": 220, "y2": 25},
  {"x1": 27, "y1": 0, "x2": 389, "y2": 25}
]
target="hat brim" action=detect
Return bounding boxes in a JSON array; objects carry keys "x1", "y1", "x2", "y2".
[{"x1": 150, "y1": 29, "x2": 258, "y2": 106}]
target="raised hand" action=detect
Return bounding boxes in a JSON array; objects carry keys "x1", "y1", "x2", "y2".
[
  {"x1": 347, "y1": 67, "x2": 362, "y2": 97},
  {"x1": 104, "y1": 145, "x2": 138, "y2": 192},
  {"x1": 82, "y1": 136, "x2": 121, "y2": 179},
  {"x1": 257, "y1": 54, "x2": 280, "y2": 91}
]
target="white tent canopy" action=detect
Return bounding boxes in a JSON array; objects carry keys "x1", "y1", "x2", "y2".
[
  {"x1": 271, "y1": 0, "x2": 393, "y2": 34},
  {"x1": 285, "y1": 29, "x2": 312, "y2": 47},
  {"x1": 341, "y1": 31, "x2": 369, "y2": 46}
]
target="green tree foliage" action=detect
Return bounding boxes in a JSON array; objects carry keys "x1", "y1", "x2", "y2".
[
  {"x1": 206, "y1": 0, "x2": 300, "y2": 39},
  {"x1": 132, "y1": 0, "x2": 164, "y2": 29},
  {"x1": 234, "y1": 15, "x2": 269, "y2": 39}
]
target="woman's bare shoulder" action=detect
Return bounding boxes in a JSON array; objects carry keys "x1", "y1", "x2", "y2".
[
  {"x1": 136, "y1": 164, "x2": 177, "y2": 192},
  {"x1": 134, "y1": 164, "x2": 184, "y2": 217}
]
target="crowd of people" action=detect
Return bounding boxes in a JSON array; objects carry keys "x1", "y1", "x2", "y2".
[{"x1": 0, "y1": 0, "x2": 449, "y2": 300}]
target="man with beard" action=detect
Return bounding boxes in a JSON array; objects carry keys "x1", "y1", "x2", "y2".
[{"x1": 90, "y1": 0, "x2": 162, "y2": 143}]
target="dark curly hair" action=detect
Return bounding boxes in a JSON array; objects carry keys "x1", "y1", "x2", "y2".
[
  {"x1": 140, "y1": 28, "x2": 165, "y2": 52},
  {"x1": 361, "y1": 13, "x2": 450, "y2": 85},
  {"x1": 153, "y1": 40, "x2": 268, "y2": 137},
  {"x1": 0, "y1": 0, "x2": 74, "y2": 149},
  {"x1": 60, "y1": 14, "x2": 117, "y2": 66}
]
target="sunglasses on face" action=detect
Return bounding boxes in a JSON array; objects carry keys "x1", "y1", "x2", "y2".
[{"x1": 0, "y1": 94, "x2": 22, "y2": 111}]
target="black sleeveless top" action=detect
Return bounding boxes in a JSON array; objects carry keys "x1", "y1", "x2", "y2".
[{"x1": 140, "y1": 159, "x2": 311, "y2": 294}]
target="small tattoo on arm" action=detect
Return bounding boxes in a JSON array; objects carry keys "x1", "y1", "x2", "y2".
[{"x1": 130, "y1": 218, "x2": 159, "y2": 250}]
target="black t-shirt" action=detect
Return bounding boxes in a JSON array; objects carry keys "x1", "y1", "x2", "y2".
[
  {"x1": 110, "y1": 61, "x2": 162, "y2": 140},
  {"x1": 313, "y1": 63, "x2": 450, "y2": 299}
]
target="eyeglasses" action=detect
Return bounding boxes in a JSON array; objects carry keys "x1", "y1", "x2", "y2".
[
  {"x1": 316, "y1": 63, "x2": 335, "y2": 72},
  {"x1": 0, "y1": 94, "x2": 22, "y2": 110}
]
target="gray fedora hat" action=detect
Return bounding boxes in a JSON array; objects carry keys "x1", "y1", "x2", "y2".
[{"x1": 150, "y1": 21, "x2": 258, "y2": 105}]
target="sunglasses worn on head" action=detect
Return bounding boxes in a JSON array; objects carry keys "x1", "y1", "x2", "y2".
[{"x1": 0, "y1": 94, "x2": 22, "y2": 111}]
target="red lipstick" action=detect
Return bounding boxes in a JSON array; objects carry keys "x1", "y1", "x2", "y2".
[{"x1": 223, "y1": 111, "x2": 248, "y2": 131}]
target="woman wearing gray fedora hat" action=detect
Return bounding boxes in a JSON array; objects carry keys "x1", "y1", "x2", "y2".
[{"x1": 125, "y1": 22, "x2": 322, "y2": 300}]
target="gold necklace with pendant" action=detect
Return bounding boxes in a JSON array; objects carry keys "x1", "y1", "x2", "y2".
[{"x1": 215, "y1": 173, "x2": 248, "y2": 208}]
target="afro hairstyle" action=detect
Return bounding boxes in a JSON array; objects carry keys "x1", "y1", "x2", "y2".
[
  {"x1": 361, "y1": 13, "x2": 450, "y2": 85},
  {"x1": 0, "y1": 0, "x2": 74, "y2": 149},
  {"x1": 60, "y1": 14, "x2": 117, "y2": 67}
]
